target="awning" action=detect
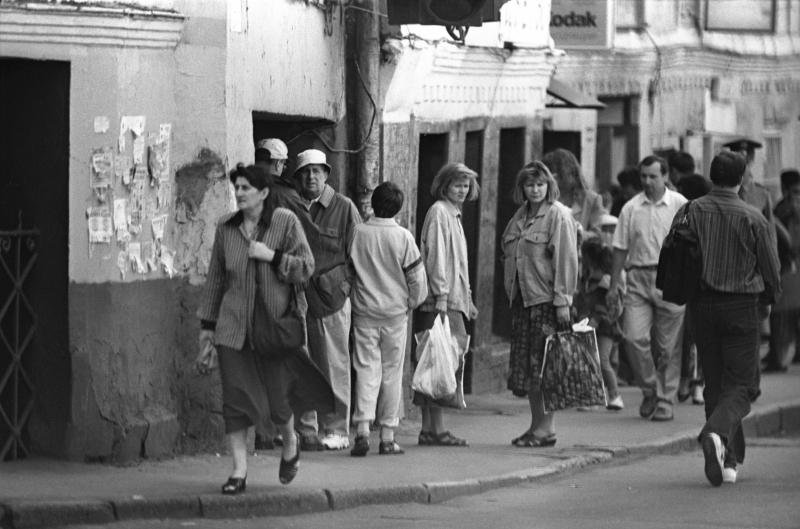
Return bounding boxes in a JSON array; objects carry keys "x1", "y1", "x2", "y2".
[{"x1": 546, "y1": 78, "x2": 605, "y2": 109}]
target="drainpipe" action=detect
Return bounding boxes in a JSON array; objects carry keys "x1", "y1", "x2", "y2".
[{"x1": 348, "y1": 0, "x2": 381, "y2": 219}]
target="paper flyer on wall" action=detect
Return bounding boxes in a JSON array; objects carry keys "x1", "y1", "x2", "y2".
[
  {"x1": 160, "y1": 246, "x2": 176, "y2": 278},
  {"x1": 148, "y1": 139, "x2": 169, "y2": 181},
  {"x1": 90, "y1": 147, "x2": 114, "y2": 188},
  {"x1": 117, "y1": 250, "x2": 128, "y2": 280},
  {"x1": 94, "y1": 116, "x2": 110, "y2": 134},
  {"x1": 157, "y1": 180, "x2": 172, "y2": 210},
  {"x1": 132, "y1": 136, "x2": 146, "y2": 165},
  {"x1": 128, "y1": 241, "x2": 146, "y2": 274},
  {"x1": 115, "y1": 155, "x2": 132, "y2": 186},
  {"x1": 87, "y1": 206, "x2": 113, "y2": 244},
  {"x1": 143, "y1": 240, "x2": 157, "y2": 272},
  {"x1": 151, "y1": 214, "x2": 167, "y2": 240}
]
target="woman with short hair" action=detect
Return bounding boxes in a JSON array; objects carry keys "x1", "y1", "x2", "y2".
[{"x1": 196, "y1": 164, "x2": 335, "y2": 493}]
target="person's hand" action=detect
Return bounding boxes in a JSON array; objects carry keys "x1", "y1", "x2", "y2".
[
  {"x1": 196, "y1": 330, "x2": 217, "y2": 375},
  {"x1": 249, "y1": 241, "x2": 275, "y2": 262},
  {"x1": 435, "y1": 298, "x2": 448, "y2": 316},
  {"x1": 555, "y1": 305, "x2": 572, "y2": 332},
  {"x1": 758, "y1": 303, "x2": 771, "y2": 321},
  {"x1": 468, "y1": 300, "x2": 479, "y2": 321}
]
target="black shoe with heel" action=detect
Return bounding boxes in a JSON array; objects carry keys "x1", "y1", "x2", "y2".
[
  {"x1": 221, "y1": 476, "x2": 246, "y2": 495},
  {"x1": 279, "y1": 438, "x2": 300, "y2": 485}
]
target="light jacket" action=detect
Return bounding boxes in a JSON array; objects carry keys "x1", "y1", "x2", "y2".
[
  {"x1": 419, "y1": 200, "x2": 472, "y2": 317},
  {"x1": 502, "y1": 200, "x2": 578, "y2": 308}
]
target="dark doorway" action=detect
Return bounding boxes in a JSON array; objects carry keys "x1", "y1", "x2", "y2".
[
  {"x1": 0, "y1": 59, "x2": 70, "y2": 459},
  {"x1": 543, "y1": 130, "x2": 581, "y2": 161},
  {"x1": 461, "y1": 130, "x2": 483, "y2": 393},
  {"x1": 595, "y1": 97, "x2": 639, "y2": 191},
  {"x1": 492, "y1": 128, "x2": 526, "y2": 339},
  {"x1": 414, "y1": 133, "x2": 449, "y2": 241}
]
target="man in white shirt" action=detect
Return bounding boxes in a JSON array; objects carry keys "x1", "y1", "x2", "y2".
[{"x1": 609, "y1": 155, "x2": 688, "y2": 422}]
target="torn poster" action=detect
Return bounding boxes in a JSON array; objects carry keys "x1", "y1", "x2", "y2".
[
  {"x1": 128, "y1": 241, "x2": 146, "y2": 274},
  {"x1": 148, "y1": 139, "x2": 169, "y2": 181},
  {"x1": 120, "y1": 115, "x2": 146, "y2": 137},
  {"x1": 113, "y1": 198, "x2": 129, "y2": 242},
  {"x1": 151, "y1": 214, "x2": 167, "y2": 240},
  {"x1": 128, "y1": 209, "x2": 142, "y2": 235},
  {"x1": 90, "y1": 147, "x2": 114, "y2": 188},
  {"x1": 143, "y1": 194, "x2": 156, "y2": 221},
  {"x1": 158, "y1": 123, "x2": 172, "y2": 142},
  {"x1": 94, "y1": 116, "x2": 110, "y2": 134},
  {"x1": 87, "y1": 206, "x2": 113, "y2": 244},
  {"x1": 117, "y1": 250, "x2": 128, "y2": 280},
  {"x1": 115, "y1": 155, "x2": 132, "y2": 186},
  {"x1": 133, "y1": 136, "x2": 146, "y2": 165},
  {"x1": 143, "y1": 240, "x2": 157, "y2": 272},
  {"x1": 133, "y1": 163, "x2": 148, "y2": 183},
  {"x1": 160, "y1": 246, "x2": 176, "y2": 278},
  {"x1": 157, "y1": 180, "x2": 172, "y2": 210}
]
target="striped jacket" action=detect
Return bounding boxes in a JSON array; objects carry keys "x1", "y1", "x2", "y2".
[{"x1": 197, "y1": 207, "x2": 315, "y2": 350}]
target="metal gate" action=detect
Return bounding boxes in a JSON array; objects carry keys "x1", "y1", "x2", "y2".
[{"x1": 0, "y1": 220, "x2": 38, "y2": 461}]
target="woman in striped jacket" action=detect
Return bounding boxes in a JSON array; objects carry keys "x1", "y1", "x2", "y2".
[{"x1": 196, "y1": 164, "x2": 335, "y2": 493}]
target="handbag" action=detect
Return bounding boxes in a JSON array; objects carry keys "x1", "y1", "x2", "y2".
[
  {"x1": 656, "y1": 201, "x2": 702, "y2": 305},
  {"x1": 250, "y1": 226, "x2": 305, "y2": 359},
  {"x1": 539, "y1": 324, "x2": 606, "y2": 413}
]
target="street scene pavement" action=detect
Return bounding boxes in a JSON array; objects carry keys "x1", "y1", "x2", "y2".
[
  {"x1": 64, "y1": 438, "x2": 800, "y2": 529},
  {"x1": 2, "y1": 368, "x2": 798, "y2": 528}
]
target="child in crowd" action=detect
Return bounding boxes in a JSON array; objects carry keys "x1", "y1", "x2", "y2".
[
  {"x1": 348, "y1": 181, "x2": 428, "y2": 456},
  {"x1": 574, "y1": 237, "x2": 625, "y2": 411}
]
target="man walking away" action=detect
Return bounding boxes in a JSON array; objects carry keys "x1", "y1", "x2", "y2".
[
  {"x1": 609, "y1": 155, "x2": 687, "y2": 422},
  {"x1": 686, "y1": 151, "x2": 780, "y2": 486}
]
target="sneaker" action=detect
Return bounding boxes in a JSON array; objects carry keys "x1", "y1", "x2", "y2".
[
  {"x1": 692, "y1": 385, "x2": 705, "y2": 405},
  {"x1": 722, "y1": 464, "x2": 737, "y2": 484},
  {"x1": 321, "y1": 432, "x2": 350, "y2": 450},
  {"x1": 651, "y1": 403, "x2": 674, "y2": 422},
  {"x1": 350, "y1": 435, "x2": 369, "y2": 457},
  {"x1": 606, "y1": 395, "x2": 624, "y2": 411},
  {"x1": 701, "y1": 433, "x2": 725, "y2": 487},
  {"x1": 639, "y1": 395, "x2": 658, "y2": 419},
  {"x1": 298, "y1": 432, "x2": 324, "y2": 452}
]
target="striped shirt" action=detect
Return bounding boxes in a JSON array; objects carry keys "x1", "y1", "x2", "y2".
[
  {"x1": 197, "y1": 207, "x2": 315, "y2": 350},
  {"x1": 682, "y1": 187, "x2": 781, "y2": 302}
]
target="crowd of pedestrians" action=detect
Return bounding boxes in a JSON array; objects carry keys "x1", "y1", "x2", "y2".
[{"x1": 196, "y1": 136, "x2": 796, "y2": 493}]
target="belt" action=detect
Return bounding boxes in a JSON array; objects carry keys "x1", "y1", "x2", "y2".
[{"x1": 627, "y1": 265, "x2": 658, "y2": 271}]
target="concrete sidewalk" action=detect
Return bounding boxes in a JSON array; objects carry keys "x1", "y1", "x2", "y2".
[{"x1": 2, "y1": 367, "x2": 799, "y2": 529}]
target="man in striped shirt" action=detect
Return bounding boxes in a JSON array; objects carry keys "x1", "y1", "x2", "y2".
[{"x1": 686, "y1": 151, "x2": 781, "y2": 487}]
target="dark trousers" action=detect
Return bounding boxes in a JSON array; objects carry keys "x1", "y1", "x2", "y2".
[{"x1": 690, "y1": 292, "x2": 760, "y2": 465}]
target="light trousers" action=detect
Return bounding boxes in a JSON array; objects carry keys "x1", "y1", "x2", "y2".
[
  {"x1": 299, "y1": 299, "x2": 352, "y2": 436},
  {"x1": 351, "y1": 316, "x2": 408, "y2": 428},
  {"x1": 622, "y1": 268, "x2": 685, "y2": 404}
]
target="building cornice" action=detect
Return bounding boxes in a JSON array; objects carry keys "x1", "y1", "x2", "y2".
[{"x1": 0, "y1": 3, "x2": 184, "y2": 49}]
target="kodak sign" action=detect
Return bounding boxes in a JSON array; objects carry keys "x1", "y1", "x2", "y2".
[{"x1": 549, "y1": 0, "x2": 612, "y2": 49}]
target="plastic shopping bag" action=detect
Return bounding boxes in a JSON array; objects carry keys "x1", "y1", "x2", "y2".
[
  {"x1": 539, "y1": 319, "x2": 606, "y2": 413},
  {"x1": 411, "y1": 315, "x2": 458, "y2": 399},
  {"x1": 435, "y1": 334, "x2": 470, "y2": 410}
]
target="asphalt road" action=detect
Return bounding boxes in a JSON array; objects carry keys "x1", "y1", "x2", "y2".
[{"x1": 65, "y1": 436, "x2": 800, "y2": 529}]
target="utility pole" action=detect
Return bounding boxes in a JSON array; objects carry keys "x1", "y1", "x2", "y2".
[{"x1": 348, "y1": 0, "x2": 381, "y2": 219}]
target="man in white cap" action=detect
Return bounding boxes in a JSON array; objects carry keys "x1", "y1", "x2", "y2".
[{"x1": 294, "y1": 149, "x2": 362, "y2": 451}]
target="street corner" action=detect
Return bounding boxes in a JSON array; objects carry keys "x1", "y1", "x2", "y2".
[
  {"x1": 198, "y1": 488, "x2": 329, "y2": 519},
  {"x1": 326, "y1": 484, "x2": 429, "y2": 511},
  {"x1": 1, "y1": 500, "x2": 114, "y2": 529}
]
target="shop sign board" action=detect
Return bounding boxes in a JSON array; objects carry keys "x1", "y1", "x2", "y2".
[{"x1": 549, "y1": 0, "x2": 612, "y2": 49}]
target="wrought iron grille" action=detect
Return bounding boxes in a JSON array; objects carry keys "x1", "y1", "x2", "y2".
[{"x1": 0, "y1": 221, "x2": 38, "y2": 461}]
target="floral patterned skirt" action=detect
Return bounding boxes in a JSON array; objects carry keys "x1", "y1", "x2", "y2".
[{"x1": 507, "y1": 296, "x2": 557, "y2": 396}]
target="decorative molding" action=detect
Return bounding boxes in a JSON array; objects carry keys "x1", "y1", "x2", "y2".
[{"x1": 0, "y1": 4, "x2": 184, "y2": 49}]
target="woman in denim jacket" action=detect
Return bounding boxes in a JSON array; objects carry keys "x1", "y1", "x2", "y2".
[{"x1": 502, "y1": 161, "x2": 578, "y2": 447}]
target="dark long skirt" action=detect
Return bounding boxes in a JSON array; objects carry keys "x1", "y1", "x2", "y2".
[
  {"x1": 218, "y1": 342, "x2": 340, "y2": 434},
  {"x1": 507, "y1": 297, "x2": 557, "y2": 397}
]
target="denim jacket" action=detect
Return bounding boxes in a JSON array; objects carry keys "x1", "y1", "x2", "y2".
[{"x1": 502, "y1": 201, "x2": 578, "y2": 308}]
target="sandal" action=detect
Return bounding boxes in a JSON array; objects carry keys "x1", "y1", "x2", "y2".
[
  {"x1": 378, "y1": 440, "x2": 405, "y2": 455},
  {"x1": 418, "y1": 430, "x2": 435, "y2": 446},
  {"x1": 511, "y1": 431, "x2": 557, "y2": 448},
  {"x1": 221, "y1": 475, "x2": 246, "y2": 495},
  {"x1": 432, "y1": 431, "x2": 468, "y2": 447}
]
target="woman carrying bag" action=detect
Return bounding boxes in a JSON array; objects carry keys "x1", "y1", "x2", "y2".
[
  {"x1": 502, "y1": 161, "x2": 579, "y2": 447},
  {"x1": 196, "y1": 164, "x2": 337, "y2": 493}
]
